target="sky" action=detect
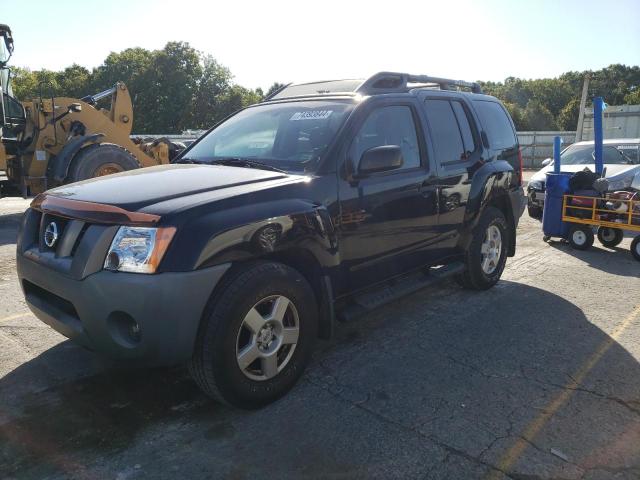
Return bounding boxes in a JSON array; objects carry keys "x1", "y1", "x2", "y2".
[{"x1": 2, "y1": 0, "x2": 639, "y2": 90}]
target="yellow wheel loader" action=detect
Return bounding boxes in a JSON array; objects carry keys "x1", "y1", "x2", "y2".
[{"x1": 0, "y1": 24, "x2": 180, "y2": 197}]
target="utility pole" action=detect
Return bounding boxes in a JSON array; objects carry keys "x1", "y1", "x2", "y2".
[{"x1": 575, "y1": 73, "x2": 590, "y2": 142}]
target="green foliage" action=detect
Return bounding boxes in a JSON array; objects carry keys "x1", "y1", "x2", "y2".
[
  {"x1": 557, "y1": 97, "x2": 581, "y2": 131},
  {"x1": 624, "y1": 88, "x2": 640, "y2": 104},
  {"x1": 266, "y1": 82, "x2": 286, "y2": 97},
  {"x1": 522, "y1": 99, "x2": 556, "y2": 130},
  {"x1": 479, "y1": 64, "x2": 640, "y2": 131},
  {"x1": 10, "y1": 42, "x2": 265, "y2": 134},
  {"x1": 9, "y1": 51, "x2": 640, "y2": 134}
]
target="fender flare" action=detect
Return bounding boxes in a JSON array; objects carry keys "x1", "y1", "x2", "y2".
[
  {"x1": 460, "y1": 161, "x2": 517, "y2": 253},
  {"x1": 47, "y1": 133, "x2": 104, "y2": 184}
]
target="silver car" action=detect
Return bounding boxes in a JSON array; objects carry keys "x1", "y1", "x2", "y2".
[{"x1": 527, "y1": 138, "x2": 640, "y2": 219}]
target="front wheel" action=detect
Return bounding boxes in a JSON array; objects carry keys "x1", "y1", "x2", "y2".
[
  {"x1": 568, "y1": 225, "x2": 594, "y2": 250},
  {"x1": 189, "y1": 262, "x2": 318, "y2": 409},
  {"x1": 457, "y1": 207, "x2": 509, "y2": 290}
]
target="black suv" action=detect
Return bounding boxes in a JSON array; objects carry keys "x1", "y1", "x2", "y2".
[{"x1": 17, "y1": 72, "x2": 526, "y2": 408}]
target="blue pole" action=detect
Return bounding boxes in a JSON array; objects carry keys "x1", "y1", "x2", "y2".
[
  {"x1": 593, "y1": 96, "x2": 604, "y2": 175},
  {"x1": 553, "y1": 136, "x2": 562, "y2": 173}
]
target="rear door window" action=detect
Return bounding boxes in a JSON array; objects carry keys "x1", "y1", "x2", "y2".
[
  {"x1": 424, "y1": 99, "x2": 473, "y2": 165},
  {"x1": 473, "y1": 100, "x2": 517, "y2": 150}
]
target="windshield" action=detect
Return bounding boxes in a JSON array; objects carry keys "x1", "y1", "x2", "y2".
[
  {"x1": 184, "y1": 100, "x2": 354, "y2": 172},
  {"x1": 561, "y1": 144, "x2": 635, "y2": 165}
]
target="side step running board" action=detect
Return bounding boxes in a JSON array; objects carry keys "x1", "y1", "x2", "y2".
[{"x1": 338, "y1": 262, "x2": 465, "y2": 323}]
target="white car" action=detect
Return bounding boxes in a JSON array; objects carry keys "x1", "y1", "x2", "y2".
[{"x1": 527, "y1": 138, "x2": 640, "y2": 219}]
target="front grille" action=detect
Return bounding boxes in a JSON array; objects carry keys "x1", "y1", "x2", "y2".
[
  {"x1": 20, "y1": 208, "x2": 117, "y2": 280},
  {"x1": 39, "y1": 214, "x2": 69, "y2": 252},
  {"x1": 35, "y1": 212, "x2": 87, "y2": 258}
]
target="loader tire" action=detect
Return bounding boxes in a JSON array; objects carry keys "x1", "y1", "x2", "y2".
[{"x1": 67, "y1": 143, "x2": 140, "y2": 182}]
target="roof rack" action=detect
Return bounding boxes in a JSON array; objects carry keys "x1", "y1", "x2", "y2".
[
  {"x1": 264, "y1": 71, "x2": 482, "y2": 101},
  {"x1": 357, "y1": 72, "x2": 482, "y2": 95}
]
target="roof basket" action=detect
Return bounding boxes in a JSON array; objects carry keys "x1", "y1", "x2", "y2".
[{"x1": 357, "y1": 72, "x2": 482, "y2": 95}]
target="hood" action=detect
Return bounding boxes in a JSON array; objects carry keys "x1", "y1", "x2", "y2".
[
  {"x1": 45, "y1": 164, "x2": 296, "y2": 213},
  {"x1": 530, "y1": 163, "x2": 640, "y2": 184}
]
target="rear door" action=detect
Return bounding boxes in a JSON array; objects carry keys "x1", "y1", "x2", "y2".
[{"x1": 420, "y1": 93, "x2": 484, "y2": 249}]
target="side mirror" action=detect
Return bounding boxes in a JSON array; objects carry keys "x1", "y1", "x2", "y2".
[
  {"x1": 68, "y1": 103, "x2": 82, "y2": 113},
  {"x1": 358, "y1": 145, "x2": 403, "y2": 175},
  {"x1": 541, "y1": 158, "x2": 552, "y2": 167}
]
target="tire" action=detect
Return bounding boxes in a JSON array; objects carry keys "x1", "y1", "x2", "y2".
[
  {"x1": 189, "y1": 262, "x2": 318, "y2": 409},
  {"x1": 457, "y1": 206, "x2": 509, "y2": 290},
  {"x1": 631, "y1": 236, "x2": 640, "y2": 262},
  {"x1": 67, "y1": 143, "x2": 140, "y2": 182},
  {"x1": 597, "y1": 227, "x2": 624, "y2": 248},
  {"x1": 568, "y1": 225, "x2": 594, "y2": 250},
  {"x1": 528, "y1": 204, "x2": 543, "y2": 220}
]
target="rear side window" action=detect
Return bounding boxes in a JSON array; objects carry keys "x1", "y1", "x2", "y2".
[
  {"x1": 424, "y1": 99, "x2": 475, "y2": 165},
  {"x1": 451, "y1": 101, "x2": 475, "y2": 154},
  {"x1": 473, "y1": 100, "x2": 517, "y2": 150}
]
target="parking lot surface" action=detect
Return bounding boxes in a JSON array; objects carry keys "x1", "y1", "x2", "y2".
[{"x1": 1, "y1": 182, "x2": 639, "y2": 479}]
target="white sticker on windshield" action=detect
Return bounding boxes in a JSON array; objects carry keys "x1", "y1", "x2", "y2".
[{"x1": 290, "y1": 110, "x2": 333, "y2": 121}]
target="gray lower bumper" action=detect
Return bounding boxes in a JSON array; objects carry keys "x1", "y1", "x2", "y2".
[{"x1": 17, "y1": 255, "x2": 230, "y2": 366}]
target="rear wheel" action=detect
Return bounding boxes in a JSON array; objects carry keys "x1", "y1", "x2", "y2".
[
  {"x1": 631, "y1": 236, "x2": 640, "y2": 262},
  {"x1": 597, "y1": 227, "x2": 623, "y2": 248},
  {"x1": 568, "y1": 225, "x2": 594, "y2": 250},
  {"x1": 189, "y1": 262, "x2": 318, "y2": 409},
  {"x1": 457, "y1": 207, "x2": 509, "y2": 290},
  {"x1": 67, "y1": 143, "x2": 140, "y2": 182}
]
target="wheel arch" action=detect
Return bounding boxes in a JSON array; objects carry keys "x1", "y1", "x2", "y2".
[
  {"x1": 46, "y1": 133, "x2": 104, "y2": 184},
  {"x1": 463, "y1": 161, "x2": 518, "y2": 256},
  {"x1": 211, "y1": 249, "x2": 335, "y2": 341}
]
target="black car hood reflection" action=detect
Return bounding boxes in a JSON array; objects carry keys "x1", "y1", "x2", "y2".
[{"x1": 47, "y1": 164, "x2": 295, "y2": 213}]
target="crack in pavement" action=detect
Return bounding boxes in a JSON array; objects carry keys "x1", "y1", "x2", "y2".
[{"x1": 305, "y1": 368, "x2": 518, "y2": 480}]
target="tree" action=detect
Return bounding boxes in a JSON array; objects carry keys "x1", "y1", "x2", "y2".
[
  {"x1": 134, "y1": 41, "x2": 203, "y2": 133},
  {"x1": 265, "y1": 82, "x2": 286, "y2": 98},
  {"x1": 11, "y1": 48, "x2": 639, "y2": 134},
  {"x1": 502, "y1": 102, "x2": 526, "y2": 130},
  {"x1": 557, "y1": 97, "x2": 581, "y2": 131},
  {"x1": 189, "y1": 55, "x2": 233, "y2": 129},
  {"x1": 624, "y1": 88, "x2": 640, "y2": 105},
  {"x1": 56, "y1": 64, "x2": 91, "y2": 98},
  {"x1": 523, "y1": 99, "x2": 556, "y2": 131}
]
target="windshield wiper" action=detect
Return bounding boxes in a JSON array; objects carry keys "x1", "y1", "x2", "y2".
[{"x1": 210, "y1": 157, "x2": 287, "y2": 174}]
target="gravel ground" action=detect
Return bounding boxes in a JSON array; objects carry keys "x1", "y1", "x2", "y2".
[{"x1": 1, "y1": 177, "x2": 639, "y2": 480}]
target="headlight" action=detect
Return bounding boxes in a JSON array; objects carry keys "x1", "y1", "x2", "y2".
[
  {"x1": 528, "y1": 180, "x2": 543, "y2": 190},
  {"x1": 104, "y1": 226, "x2": 176, "y2": 274}
]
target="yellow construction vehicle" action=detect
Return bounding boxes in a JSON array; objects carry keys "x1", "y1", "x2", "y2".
[{"x1": 0, "y1": 24, "x2": 179, "y2": 197}]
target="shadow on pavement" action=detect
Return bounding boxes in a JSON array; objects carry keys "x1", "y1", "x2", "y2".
[
  {"x1": 548, "y1": 239, "x2": 639, "y2": 277},
  {"x1": 0, "y1": 212, "x2": 23, "y2": 247},
  {"x1": 1, "y1": 281, "x2": 639, "y2": 479}
]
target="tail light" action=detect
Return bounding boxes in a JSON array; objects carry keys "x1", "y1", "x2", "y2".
[{"x1": 517, "y1": 147, "x2": 523, "y2": 185}]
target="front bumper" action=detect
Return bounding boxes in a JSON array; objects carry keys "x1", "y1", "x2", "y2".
[
  {"x1": 17, "y1": 254, "x2": 229, "y2": 366},
  {"x1": 527, "y1": 188, "x2": 546, "y2": 209}
]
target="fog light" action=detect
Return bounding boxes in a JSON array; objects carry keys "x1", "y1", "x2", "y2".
[
  {"x1": 129, "y1": 321, "x2": 141, "y2": 343},
  {"x1": 107, "y1": 311, "x2": 142, "y2": 347}
]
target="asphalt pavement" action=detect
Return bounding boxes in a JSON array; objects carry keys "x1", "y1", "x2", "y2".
[{"x1": 1, "y1": 178, "x2": 639, "y2": 479}]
